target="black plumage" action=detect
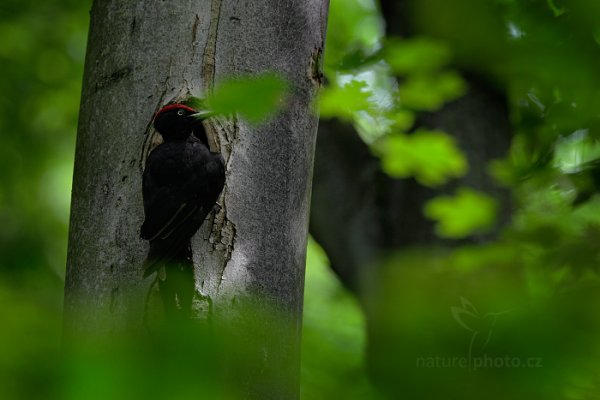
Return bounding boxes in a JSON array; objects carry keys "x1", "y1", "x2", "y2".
[{"x1": 141, "y1": 104, "x2": 225, "y2": 315}]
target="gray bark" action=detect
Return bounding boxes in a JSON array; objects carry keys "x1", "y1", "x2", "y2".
[{"x1": 64, "y1": 0, "x2": 329, "y2": 398}]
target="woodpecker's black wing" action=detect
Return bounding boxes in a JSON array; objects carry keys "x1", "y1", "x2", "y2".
[
  {"x1": 141, "y1": 142, "x2": 193, "y2": 241},
  {"x1": 140, "y1": 184, "x2": 200, "y2": 242},
  {"x1": 141, "y1": 137, "x2": 225, "y2": 275}
]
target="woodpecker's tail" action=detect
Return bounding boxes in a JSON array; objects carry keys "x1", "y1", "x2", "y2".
[
  {"x1": 144, "y1": 241, "x2": 194, "y2": 317},
  {"x1": 143, "y1": 255, "x2": 166, "y2": 279},
  {"x1": 143, "y1": 238, "x2": 190, "y2": 278}
]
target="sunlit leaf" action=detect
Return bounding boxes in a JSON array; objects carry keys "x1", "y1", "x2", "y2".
[
  {"x1": 324, "y1": 0, "x2": 383, "y2": 73},
  {"x1": 388, "y1": 109, "x2": 415, "y2": 131},
  {"x1": 377, "y1": 129, "x2": 468, "y2": 186},
  {"x1": 424, "y1": 188, "x2": 498, "y2": 238},
  {"x1": 190, "y1": 73, "x2": 289, "y2": 124},
  {"x1": 553, "y1": 129, "x2": 600, "y2": 173},
  {"x1": 319, "y1": 80, "x2": 374, "y2": 121}
]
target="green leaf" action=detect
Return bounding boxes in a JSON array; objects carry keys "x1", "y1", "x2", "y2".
[
  {"x1": 424, "y1": 188, "x2": 498, "y2": 238},
  {"x1": 324, "y1": 0, "x2": 383, "y2": 73},
  {"x1": 399, "y1": 71, "x2": 467, "y2": 111},
  {"x1": 383, "y1": 37, "x2": 452, "y2": 75},
  {"x1": 377, "y1": 129, "x2": 468, "y2": 186},
  {"x1": 191, "y1": 73, "x2": 289, "y2": 123},
  {"x1": 388, "y1": 109, "x2": 416, "y2": 132},
  {"x1": 318, "y1": 80, "x2": 373, "y2": 121}
]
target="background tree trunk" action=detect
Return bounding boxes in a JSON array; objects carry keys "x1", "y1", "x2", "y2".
[
  {"x1": 311, "y1": 0, "x2": 512, "y2": 296},
  {"x1": 64, "y1": 0, "x2": 329, "y2": 398},
  {"x1": 310, "y1": 1, "x2": 512, "y2": 395}
]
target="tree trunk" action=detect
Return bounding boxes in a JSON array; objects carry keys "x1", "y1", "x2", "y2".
[
  {"x1": 64, "y1": 0, "x2": 329, "y2": 398},
  {"x1": 311, "y1": 0, "x2": 512, "y2": 296},
  {"x1": 311, "y1": 2, "x2": 512, "y2": 396}
]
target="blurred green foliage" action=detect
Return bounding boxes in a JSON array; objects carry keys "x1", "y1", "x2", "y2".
[
  {"x1": 189, "y1": 73, "x2": 289, "y2": 124},
  {"x1": 319, "y1": 0, "x2": 600, "y2": 398},
  {"x1": 424, "y1": 188, "x2": 497, "y2": 238},
  {"x1": 376, "y1": 129, "x2": 468, "y2": 185},
  {"x1": 382, "y1": 37, "x2": 452, "y2": 74},
  {"x1": 0, "y1": 0, "x2": 88, "y2": 397},
  {"x1": 301, "y1": 238, "x2": 380, "y2": 400},
  {"x1": 368, "y1": 249, "x2": 600, "y2": 399},
  {"x1": 4, "y1": 0, "x2": 600, "y2": 398},
  {"x1": 319, "y1": 80, "x2": 373, "y2": 121},
  {"x1": 0, "y1": 0, "x2": 85, "y2": 285}
]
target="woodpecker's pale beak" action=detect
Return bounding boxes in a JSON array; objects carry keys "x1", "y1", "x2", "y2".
[{"x1": 192, "y1": 110, "x2": 219, "y2": 119}]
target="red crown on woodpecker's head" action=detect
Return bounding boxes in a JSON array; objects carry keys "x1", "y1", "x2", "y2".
[{"x1": 154, "y1": 104, "x2": 198, "y2": 120}]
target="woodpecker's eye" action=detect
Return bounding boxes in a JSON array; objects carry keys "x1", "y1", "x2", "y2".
[{"x1": 177, "y1": 109, "x2": 185, "y2": 116}]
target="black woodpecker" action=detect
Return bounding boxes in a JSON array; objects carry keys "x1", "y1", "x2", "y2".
[{"x1": 141, "y1": 103, "x2": 225, "y2": 316}]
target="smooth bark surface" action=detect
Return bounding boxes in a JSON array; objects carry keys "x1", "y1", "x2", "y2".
[{"x1": 64, "y1": 0, "x2": 329, "y2": 398}]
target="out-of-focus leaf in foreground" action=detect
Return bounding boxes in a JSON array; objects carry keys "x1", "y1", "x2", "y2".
[
  {"x1": 302, "y1": 237, "x2": 380, "y2": 399},
  {"x1": 399, "y1": 71, "x2": 467, "y2": 111},
  {"x1": 383, "y1": 37, "x2": 452, "y2": 74},
  {"x1": 369, "y1": 249, "x2": 600, "y2": 400},
  {"x1": 190, "y1": 73, "x2": 289, "y2": 124},
  {"x1": 424, "y1": 188, "x2": 498, "y2": 238},
  {"x1": 319, "y1": 80, "x2": 374, "y2": 121},
  {"x1": 376, "y1": 129, "x2": 468, "y2": 186}
]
